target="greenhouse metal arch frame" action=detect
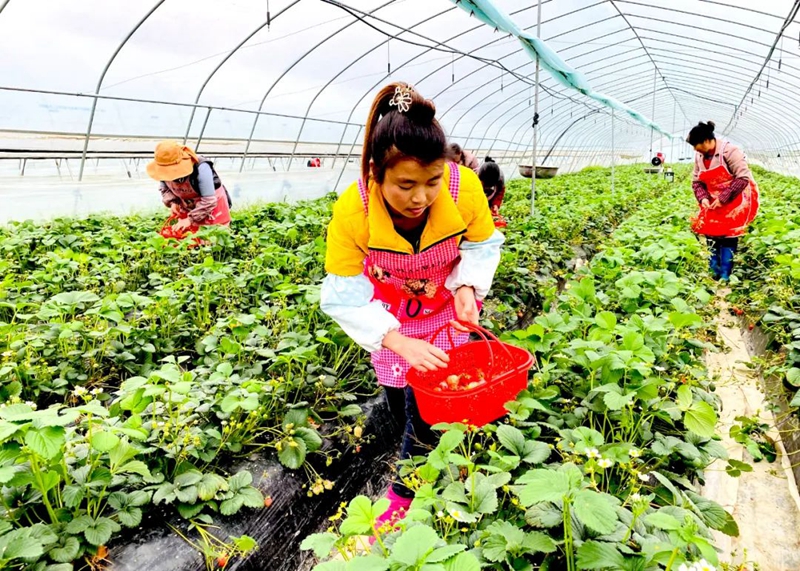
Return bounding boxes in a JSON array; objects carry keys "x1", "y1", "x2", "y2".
[{"x1": 1, "y1": 0, "x2": 800, "y2": 178}]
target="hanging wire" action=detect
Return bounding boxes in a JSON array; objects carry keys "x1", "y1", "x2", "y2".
[
  {"x1": 451, "y1": 53, "x2": 454, "y2": 83},
  {"x1": 766, "y1": 58, "x2": 770, "y2": 89},
  {"x1": 387, "y1": 39, "x2": 391, "y2": 75},
  {"x1": 266, "y1": 0, "x2": 271, "y2": 29}
]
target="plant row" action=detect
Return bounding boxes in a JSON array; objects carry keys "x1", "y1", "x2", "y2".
[
  {"x1": 0, "y1": 166, "x2": 683, "y2": 569},
  {"x1": 305, "y1": 179, "x2": 743, "y2": 571},
  {"x1": 726, "y1": 166, "x2": 800, "y2": 411}
]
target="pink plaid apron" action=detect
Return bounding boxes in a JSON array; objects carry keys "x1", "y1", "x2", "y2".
[
  {"x1": 165, "y1": 179, "x2": 231, "y2": 227},
  {"x1": 359, "y1": 163, "x2": 470, "y2": 388}
]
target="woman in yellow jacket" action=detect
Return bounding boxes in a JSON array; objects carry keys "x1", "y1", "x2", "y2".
[{"x1": 320, "y1": 82, "x2": 504, "y2": 530}]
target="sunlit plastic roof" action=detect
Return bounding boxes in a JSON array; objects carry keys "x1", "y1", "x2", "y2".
[{"x1": 1, "y1": 0, "x2": 798, "y2": 172}]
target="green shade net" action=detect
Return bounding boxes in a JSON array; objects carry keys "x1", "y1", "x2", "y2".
[{"x1": 453, "y1": 0, "x2": 677, "y2": 139}]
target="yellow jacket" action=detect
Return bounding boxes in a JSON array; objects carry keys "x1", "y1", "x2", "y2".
[{"x1": 325, "y1": 164, "x2": 496, "y2": 277}]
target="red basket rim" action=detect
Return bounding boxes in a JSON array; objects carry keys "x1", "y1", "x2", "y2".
[{"x1": 407, "y1": 341, "x2": 534, "y2": 398}]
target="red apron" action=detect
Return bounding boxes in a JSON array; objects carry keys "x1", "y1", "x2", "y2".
[
  {"x1": 690, "y1": 141, "x2": 759, "y2": 238},
  {"x1": 165, "y1": 180, "x2": 232, "y2": 228},
  {"x1": 359, "y1": 163, "x2": 471, "y2": 388}
]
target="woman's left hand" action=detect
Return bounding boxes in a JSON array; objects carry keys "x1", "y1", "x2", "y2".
[
  {"x1": 173, "y1": 217, "x2": 193, "y2": 232},
  {"x1": 451, "y1": 286, "x2": 479, "y2": 332}
]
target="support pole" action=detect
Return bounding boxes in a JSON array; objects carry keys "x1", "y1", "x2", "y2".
[
  {"x1": 683, "y1": 118, "x2": 687, "y2": 160},
  {"x1": 530, "y1": 0, "x2": 542, "y2": 216},
  {"x1": 611, "y1": 110, "x2": 615, "y2": 195},
  {"x1": 649, "y1": 68, "x2": 657, "y2": 158},
  {"x1": 195, "y1": 107, "x2": 212, "y2": 152},
  {"x1": 335, "y1": 126, "x2": 364, "y2": 191},
  {"x1": 670, "y1": 101, "x2": 676, "y2": 164}
]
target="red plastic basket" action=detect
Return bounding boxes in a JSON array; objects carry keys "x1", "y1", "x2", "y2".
[
  {"x1": 493, "y1": 215, "x2": 508, "y2": 228},
  {"x1": 407, "y1": 322, "x2": 534, "y2": 427},
  {"x1": 159, "y1": 215, "x2": 206, "y2": 247}
]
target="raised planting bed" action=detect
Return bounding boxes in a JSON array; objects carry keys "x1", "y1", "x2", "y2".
[
  {"x1": 743, "y1": 323, "x2": 800, "y2": 493},
  {"x1": 727, "y1": 165, "x2": 800, "y2": 494},
  {"x1": 491, "y1": 165, "x2": 687, "y2": 330},
  {"x1": 303, "y1": 178, "x2": 745, "y2": 570},
  {"x1": 0, "y1": 164, "x2": 695, "y2": 570},
  {"x1": 108, "y1": 396, "x2": 398, "y2": 571}
]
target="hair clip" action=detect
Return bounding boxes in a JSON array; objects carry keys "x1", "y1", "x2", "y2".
[{"x1": 389, "y1": 85, "x2": 414, "y2": 113}]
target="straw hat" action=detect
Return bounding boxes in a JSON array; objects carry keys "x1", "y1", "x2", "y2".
[{"x1": 146, "y1": 140, "x2": 196, "y2": 181}]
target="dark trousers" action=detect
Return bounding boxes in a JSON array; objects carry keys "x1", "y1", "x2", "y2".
[
  {"x1": 706, "y1": 237, "x2": 739, "y2": 280},
  {"x1": 383, "y1": 386, "x2": 437, "y2": 498}
]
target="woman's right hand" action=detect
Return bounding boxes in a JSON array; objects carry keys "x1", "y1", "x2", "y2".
[
  {"x1": 701, "y1": 198, "x2": 711, "y2": 209},
  {"x1": 382, "y1": 330, "x2": 450, "y2": 372},
  {"x1": 170, "y1": 203, "x2": 184, "y2": 217}
]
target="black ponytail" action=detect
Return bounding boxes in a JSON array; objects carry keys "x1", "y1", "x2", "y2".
[
  {"x1": 686, "y1": 121, "x2": 716, "y2": 146},
  {"x1": 362, "y1": 83, "x2": 447, "y2": 184}
]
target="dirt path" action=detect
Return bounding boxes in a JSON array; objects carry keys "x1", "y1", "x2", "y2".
[{"x1": 701, "y1": 292, "x2": 800, "y2": 570}]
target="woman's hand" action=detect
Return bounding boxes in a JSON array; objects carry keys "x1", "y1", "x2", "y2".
[
  {"x1": 451, "y1": 286, "x2": 479, "y2": 332},
  {"x1": 173, "y1": 217, "x2": 193, "y2": 232},
  {"x1": 382, "y1": 330, "x2": 450, "y2": 372},
  {"x1": 701, "y1": 198, "x2": 711, "y2": 209},
  {"x1": 709, "y1": 198, "x2": 722, "y2": 210},
  {"x1": 170, "y1": 203, "x2": 184, "y2": 217}
]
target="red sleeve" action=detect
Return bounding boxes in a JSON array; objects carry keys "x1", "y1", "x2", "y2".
[
  {"x1": 718, "y1": 178, "x2": 749, "y2": 205},
  {"x1": 692, "y1": 181, "x2": 711, "y2": 203},
  {"x1": 159, "y1": 183, "x2": 179, "y2": 207},
  {"x1": 187, "y1": 195, "x2": 218, "y2": 224}
]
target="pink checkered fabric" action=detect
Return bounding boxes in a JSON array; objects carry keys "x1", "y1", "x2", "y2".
[{"x1": 359, "y1": 163, "x2": 469, "y2": 388}]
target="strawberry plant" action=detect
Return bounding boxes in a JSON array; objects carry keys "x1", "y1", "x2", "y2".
[
  {"x1": 1, "y1": 164, "x2": 736, "y2": 569},
  {"x1": 727, "y1": 167, "x2": 800, "y2": 414},
  {"x1": 304, "y1": 175, "x2": 742, "y2": 570}
]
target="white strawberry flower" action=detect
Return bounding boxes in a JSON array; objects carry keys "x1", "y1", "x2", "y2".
[
  {"x1": 585, "y1": 447, "x2": 600, "y2": 459},
  {"x1": 597, "y1": 457, "x2": 613, "y2": 469}
]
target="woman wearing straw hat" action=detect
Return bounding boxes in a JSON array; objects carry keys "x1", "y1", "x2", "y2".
[{"x1": 147, "y1": 140, "x2": 232, "y2": 234}]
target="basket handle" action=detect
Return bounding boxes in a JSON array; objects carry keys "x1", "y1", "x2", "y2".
[
  {"x1": 161, "y1": 214, "x2": 196, "y2": 239},
  {"x1": 162, "y1": 213, "x2": 178, "y2": 227},
  {"x1": 428, "y1": 320, "x2": 513, "y2": 377}
]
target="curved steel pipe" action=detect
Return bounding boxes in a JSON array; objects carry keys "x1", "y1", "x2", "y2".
[
  {"x1": 183, "y1": 0, "x2": 302, "y2": 147},
  {"x1": 78, "y1": 0, "x2": 167, "y2": 181}
]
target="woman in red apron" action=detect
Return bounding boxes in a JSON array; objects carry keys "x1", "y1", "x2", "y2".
[
  {"x1": 320, "y1": 83, "x2": 503, "y2": 531},
  {"x1": 146, "y1": 140, "x2": 232, "y2": 236},
  {"x1": 688, "y1": 121, "x2": 759, "y2": 280}
]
